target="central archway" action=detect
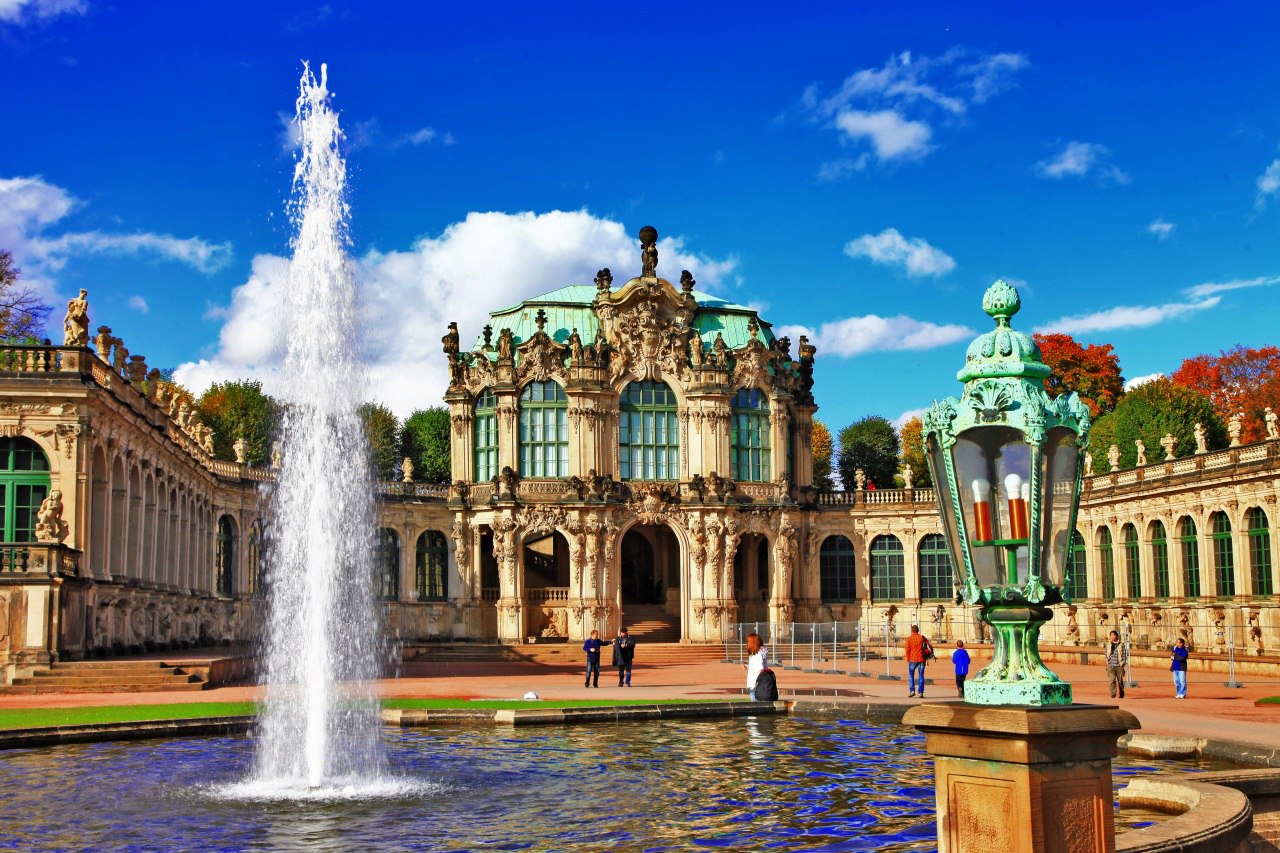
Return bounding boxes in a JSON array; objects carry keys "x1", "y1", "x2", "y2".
[{"x1": 619, "y1": 524, "x2": 681, "y2": 641}]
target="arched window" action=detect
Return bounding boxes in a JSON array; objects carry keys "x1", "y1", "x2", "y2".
[
  {"x1": 917, "y1": 533, "x2": 954, "y2": 601},
  {"x1": 375, "y1": 528, "x2": 400, "y2": 600},
  {"x1": 1247, "y1": 507, "x2": 1272, "y2": 597},
  {"x1": 730, "y1": 389, "x2": 771, "y2": 482},
  {"x1": 415, "y1": 530, "x2": 449, "y2": 601},
  {"x1": 1098, "y1": 526, "x2": 1115, "y2": 601},
  {"x1": 215, "y1": 515, "x2": 236, "y2": 597},
  {"x1": 1210, "y1": 511, "x2": 1235, "y2": 598},
  {"x1": 0, "y1": 437, "x2": 50, "y2": 544},
  {"x1": 819, "y1": 535, "x2": 856, "y2": 602},
  {"x1": 247, "y1": 519, "x2": 264, "y2": 596},
  {"x1": 518, "y1": 381, "x2": 568, "y2": 478},
  {"x1": 1122, "y1": 523, "x2": 1140, "y2": 599},
  {"x1": 619, "y1": 381, "x2": 679, "y2": 480},
  {"x1": 474, "y1": 389, "x2": 498, "y2": 482},
  {"x1": 1179, "y1": 517, "x2": 1200, "y2": 599},
  {"x1": 1150, "y1": 521, "x2": 1170, "y2": 600},
  {"x1": 869, "y1": 534, "x2": 905, "y2": 602},
  {"x1": 1065, "y1": 530, "x2": 1088, "y2": 600}
]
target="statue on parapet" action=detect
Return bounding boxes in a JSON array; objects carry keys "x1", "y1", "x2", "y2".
[
  {"x1": 639, "y1": 226, "x2": 658, "y2": 278},
  {"x1": 34, "y1": 489, "x2": 68, "y2": 543},
  {"x1": 594, "y1": 267, "x2": 613, "y2": 294},
  {"x1": 442, "y1": 321, "x2": 460, "y2": 360},
  {"x1": 63, "y1": 289, "x2": 90, "y2": 347},
  {"x1": 1267, "y1": 407, "x2": 1279, "y2": 440},
  {"x1": 1227, "y1": 412, "x2": 1243, "y2": 447},
  {"x1": 1161, "y1": 432, "x2": 1177, "y2": 460},
  {"x1": 1194, "y1": 422, "x2": 1207, "y2": 454},
  {"x1": 1134, "y1": 439, "x2": 1147, "y2": 466}
]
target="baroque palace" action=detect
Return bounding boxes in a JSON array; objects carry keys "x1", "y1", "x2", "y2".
[{"x1": 0, "y1": 228, "x2": 1277, "y2": 681}]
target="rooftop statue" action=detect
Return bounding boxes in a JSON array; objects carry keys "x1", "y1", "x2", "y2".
[
  {"x1": 594, "y1": 267, "x2": 613, "y2": 294},
  {"x1": 442, "y1": 321, "x2": 460, "y2": 360},
  {"x1": 63, "y1": 289, "x2": 90, "y2": 347},
  {"x1": 639, "y1": 225, "x2": 658, "y2": 278}
]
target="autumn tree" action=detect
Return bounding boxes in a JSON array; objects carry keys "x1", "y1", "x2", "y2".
[
  {"x1": 0, "y1": 250, "x2": 52, "y2": 342},
  {"x1": 196, "y1": 380, "x2": 279, "y2": 466},
  {"x1": 810, "y1": 419, "x2": 835, "y2": 491},
  {"x1": 1087, "y1": 377, "x2": 1226, "y2": 471},
  {"x1": 1172, "y1": 345, "x2": 1280, "y2": 444},
  {"x1": 897, "y1": 416, "x2": 932, "y2": 488},
  {"x1": 1033, "y1": 332, "x2": 1125, "y2": 418},
  {"x1": 400, "y1": 407, "x2": 452, "y2": 483},
  {"x1": 836, "y1": 415, "x2": 899, "y2": 491},
  {"x1": 359, "y1": 402, "x2": 401, "y2": 481}
]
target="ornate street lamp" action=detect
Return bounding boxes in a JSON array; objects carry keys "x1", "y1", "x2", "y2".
[{"x1": 922, "y1": 280, "x2": 1091, "y2": 706}]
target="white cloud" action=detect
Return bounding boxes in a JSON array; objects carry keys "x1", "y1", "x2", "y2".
[
  {"x1": 0, "y1": 0, "x2": 85, "y2": 23},
  {"x1": 775, "y1": 314, "x2": 973, "y2": 359},
  {"x1": 1035, "y1": 296, "x2": 1220, "y2": 335},
  {"x1": 816, "y1": 156, "x2": 869, "y2": 182},
  {"x1": 1035, "y1": 141, "x2": 1130, "y2": 185},
  {"x1": 1147, "y1": 219, "x2": 1175, "y2": 240},
  {"x1": 1124, "y1": 372, "x2": 1163, "y2": 391},
  {"x1": 127, "y1": 295, "x2": 149, "y2": 314},
  {"x1": 1184, "y1": 274, "x2": 1280, "y2": 299},
  {"x1": 175, "y1": 211, "x2": 738, "y2": 418},
  {"x1": 893, "y1": 407, "x2": 928, "y2": 429},
  {"x1": 1256, "y1": 158, "x2": 1280, "y2": 209},
  {"x1": 834, "y1": 110, "x2": 933, "y2": 161},
  {"x1": 960, "y1": 53, "x2": 1031, "y2": 103},
  {"x1": 844, "y1": 228, "x2": 956, "y2": 277}
]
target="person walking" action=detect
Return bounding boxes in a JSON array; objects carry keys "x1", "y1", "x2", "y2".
[
  {"x1": 1104, "y1": 630, "x2": 1128, "y2": 699},
  {"x1": 952, "y1": 639, "x2": 971, "y2": 698},
  {"x1": 582, "y1": 629, "x2": 606, "y2": 687},
  {"x1": 613, "y1": 627, "x2": 636, "y2": 686},
  {"x1": 1170, "y1": 637, "x2": 1189, "y2": 699},
  {"x1": 744, "y1": 632, "x2": 769, "y2": 700},
  {"x1": 905, "y1": 625, "x2": 927, "y2": 698}
]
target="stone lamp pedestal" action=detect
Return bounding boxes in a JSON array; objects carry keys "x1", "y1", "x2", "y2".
[{"x1": 902, "y1": 703, "x2": 1139, "y2": 853}]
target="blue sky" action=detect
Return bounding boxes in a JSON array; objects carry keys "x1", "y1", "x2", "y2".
[{"x1": 3, "y1": 1, "x2": 1279, "y2": 430}]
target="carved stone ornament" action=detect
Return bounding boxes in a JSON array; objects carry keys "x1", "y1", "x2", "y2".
[
  {"x1": 515, "y1": 325, "x2": 568, "y2": 385},
  {"x1": 518, "y1": 504, "x2": 567, "y2": 535},
  {"x1": 628, "y1": 483, "x2": 675, "y2": 524},
  {"x1": 34, "y1": 489, "x2": 68, "y2": 543}
]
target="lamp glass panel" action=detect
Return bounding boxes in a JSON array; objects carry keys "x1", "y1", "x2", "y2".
[
  {"x1": 1038, "y1": 426, "x2": 1080, "y2": 589},
  {"x1": 925, "y1": 432, "x2": 966, "y2": 587},
  {"x1": 952, "y1": 426, "x2": 1029, "y2": 587}
]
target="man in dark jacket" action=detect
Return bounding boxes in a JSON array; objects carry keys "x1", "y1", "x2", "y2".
[
  {"x1": 612, "y1": 628, "x2": 636, "y2": 686},
  {"x1": 582, "y1": 630, "x2": 606, "y2": 687}
]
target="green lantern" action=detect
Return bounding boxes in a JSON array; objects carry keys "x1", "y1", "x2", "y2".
[{"x1": 922, "y1": 280, "x2": 1091, "y2": 706}]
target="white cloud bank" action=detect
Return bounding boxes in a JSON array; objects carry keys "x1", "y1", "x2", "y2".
[
  {"x1": 1147, "y1": 218, "x2": 1175, "y2": 240},
  {"x1": 775, "y1": 314, "x2": 973, "y2": 359},
  {"x1": 174, "y1": 210, "x2": 739, "y2": 417},
  {"x1": 0, "y1": 0, "x2": 85, "y2": 23},
  {"x1": 844, "y1": 228, "x2": 955, "y2": 277},
  {"x1": 1257, "y1": 158, "x2": 1280, "y2": 209},
  {"x1": 1035, "y1": 141, "x2": 1130, "y2": 185}
]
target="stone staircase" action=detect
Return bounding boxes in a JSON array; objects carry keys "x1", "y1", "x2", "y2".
[
  {"x1": 619, "y1": 603, "x2": 681, "y2": 643},
  {"x1": 0, "y1": 659, "x2": 210, "y2": 694},
  {"x1": 403, "y1": 641, "x2": 728, "y2": 667}
]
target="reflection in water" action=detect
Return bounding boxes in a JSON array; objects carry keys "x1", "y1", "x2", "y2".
[{"x1": 0, "y1": 718, "x2": 1225, "y2": 852}]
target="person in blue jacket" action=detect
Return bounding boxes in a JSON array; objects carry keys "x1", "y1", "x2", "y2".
[
  {"x1": 952, "y1": 640, "x2": 971, "y2": 698},
  {"x1": 1170, "y1": 637, "x2": 1189, "y2": 699},
  {"x1": 583, "y1": 629, "x2": 606, "y2": 687}
]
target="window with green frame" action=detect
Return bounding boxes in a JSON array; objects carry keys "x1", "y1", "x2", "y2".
[
  {"x1": 415, "y1": 529, "x2": 448, "y2": 601},
  {"x1": 1098, "y1": 526, "x2": 1116, "y2": 600},
  {"x1": 1179, "y1": 517, "x2": 1200, "y2": 599},
  {"x1": 474, "y1": 388, "x2": 498, "y2": 482},
  {"x1": 0, "y1": 437, "x2": 50, "y2": 545},
  {"x1": 869, "y1": 534, "x2": 905, "y2": 601},
  {"x1": 619, "y1": 381, "x2": 679, "y2": 480},
  {"x1": 215, "y1": 515, "x2": 236, "y2": 597},
  {"x1": 1065, "y1": 530, "x2": 1088, "y2": 600},
  {"x1": 1122, "y1": 523, "x2": 1141, "y2": 598},
  {"x1": 247, "y1": 519, "x2": 264, "y2": 596},
  {"x1": 730, "y1": 389, "x2": 770, "y2": 482},
  {"x1": 1151, "y1": 520, "x2": 1170, "y2": 599},
  {"x1": 1247, "y1": 507, "x2": 1272, "y2": 597},
  {"x1": 518, "y1": 381, "x2": 568, "y2": 478},
  {"x1": 917, "y1": 533, "x2": 954, "y2": 601},
  {"x1": 1210, "y1": 511, "x2": 1235, "y2": 598},
  {"x1": 819, "y1": 535, "x2": 856, "y2": 602},
  {"x1": 375, "y1": 528, "x2": 400, "y2": 600}
]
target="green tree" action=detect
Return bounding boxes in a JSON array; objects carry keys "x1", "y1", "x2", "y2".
[
  {"x1": 836, "y1": 415, "x2": 899, "y2": 491},
  {"x1": 1087, "y1": 377, "x2": 1227, "y2": 471},
  {"x1": 898, "y1": 416, "x2": 932, "y2": 488},
  {"x1": 0, "y1": 250, "x2": 52, "y2": 342},
  {"x1": 196, "y1": 380, "x2": 279, "y2": 466},
  {"x1": 359, "y1": 402, "x2": 401, "y2": 481},
  {"x1": 810, "y1": 419, "x2": 835, "y2": 491},
  {"x1": 400, "y1": 407, "x2": 452, "y2": 483}
]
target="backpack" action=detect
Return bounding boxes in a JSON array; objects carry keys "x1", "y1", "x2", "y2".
[
  {"x1": 754, "y1": 668, "x2": 779, "y2": 702},
  {"x1": 921, "y1": 637, "x2": 935, "y2": 662}
]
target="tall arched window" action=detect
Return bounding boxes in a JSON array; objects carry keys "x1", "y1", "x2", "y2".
[
  {"x1": 1210, "y1": 511, "x2": 1235, "y2": 598},
  {"x1": 1179, "y1": 517, "x2": 1200, "y2": 599},
  {"x1": 247, "y1": 519, "x2": 264, "y2": 596},
  {"x1": 1122, "y1": 523, "x2": 1140, "y2": 599},
  {"x1": 0, "y1": 437, "x2": 50, "y2": 544},
  {"x1": 730, "y1": 389, "x2": 771, "y2": 482},
  {"x1": 415, "y1": 530, "x2": 449, "y2": 601},
  {"x1": 375, "y1": 528, "x2": 400, "y2": 600},
  {"x1": 474, "y1": 389, "x2": 498, "y2": 482},
  {"x1": 1150, "y1": 521, "x2": 1170, "y2": 600},
  {"x1": 518, "y1": 381, "x2": 568, "y2": 478},
  {"x1": 1065, "y1": 530, "x2": 1088, "y2": 600},
  {"x1": 1098, "y1": 526, "x2": 1116, "y2": 601},
  {"x1": 215, "y1": 515, "x2": 236, "y2": 597},
  {"x1": 1247, "y1": 507, "x2": 1272, "y2": 597},
  {"x1": 819, "y1": 535, "x2": 856, "y2": 602},
  {"x1": 917, "y1": 533, "x2": 954, "y2": 601},
  {"x1": 619, "y1": 381, "x2": 679, "y2": 480},
  {"x1": 869, "y1": 534, "x2": 905, "y2": 602}
]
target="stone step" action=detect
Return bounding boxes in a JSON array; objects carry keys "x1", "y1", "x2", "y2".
[
  {"x1": 13, "y1": 674, "x2": 201, "y2": 687},
  {"x1": 34, "y1": 666, "x2": 194, "y2": 679},
  {"x1": 48, "y1": 660, "x2": 172, "y2": 670},
  {"x1": 0, "y1": 682, "x2": 208, "y2": 695}
]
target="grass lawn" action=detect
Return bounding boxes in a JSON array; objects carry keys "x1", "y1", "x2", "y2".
[
  {"x1": 0, "y1": 698, "x2": 727, "y2": 731},
  {"x1": 1256, "y1": 696, "x2": 1280, "y2": 705}
]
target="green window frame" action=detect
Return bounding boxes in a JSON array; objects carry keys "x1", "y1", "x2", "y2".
[
  {"x1": 1122, "y1": 523, "x2": 1141, "y2": 599},
  {"x1": 1210, "y1": 511, "x2": 1235, "y2": 598},
  {"x1": 518, "y1": 381, "x2": 568, "y2": 478},
  {"x1": 415, "y1": 529, "x2": 448, "y2": 602},
  {"x1": 918, "y1": 533, "x2": 954, "y2": 601},
  {"x1": 1065, "y1": 530, "x2": 1088, "y2": 600},
  {"x1": 247, "y1": 519, "x2": 264, "y2": 596},
  {"x1": 375, "y1": 528, "x2": 400, "y2": 600},
  {"x1": 1098, "y1": 526, "x2": 1115, "y2": 601},
  {"x1": 619, "y1": 381, "x2": 679, "y2": 481},
  {"x1": 1151, "y1": 521, "x2": 1170, "y2": 600},
  {"x1": 215, "y1": 515, "x2": 236, "y2": 598},
  {"x1": 1247, "y1": 507, "x2": 1272, "y2": 597},
  {"x1": 730, "y1": 389, "x2": 771, "y2": 482},
  {"x1": 869, "y1": 534, "x2": 905, "y2": 602},
  {"x1": 474, "y1": 388, "x2": 498, "y2": 482},
  {"x1": 1179, "y1": 517, "x2": 1201, "y2": 599},
  {"x1": 819, "y1": 535, "x2": 856, "y2": 602},
  {"x1": 0, "y1": 437, "x2": 51, "y2": 547}
]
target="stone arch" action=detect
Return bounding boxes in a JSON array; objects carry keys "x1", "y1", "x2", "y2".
[
  {"x1": 731, "y1": 530, "x2": 771, "y2": 623},
  {"x1": 109, "y1": 455, "x2": 126, "y2": 578},
  {"x1": 88, "y1": 445, "x2": 109, "y2": 578},
  {"x1": 612, "y1": 514, "x2": 688, "y2": 639},
  {"x1": 126, "y1": 464, "x2": 141, "y2": 580},
  {"x1": 142, "y1": 471, "x2": 157, "y2": 585}
]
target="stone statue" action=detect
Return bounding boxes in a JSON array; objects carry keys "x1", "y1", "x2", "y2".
[
  {"x1": 1228, "y1": 412, "x2": 1243, "y2": 447},
  {"x1": 401, "y1": 456, "x2": 414, "y2": 483},
  {"x1": 639, "y1": 226, "x2": 658, "y2": 278},
  {"x1": 112, "y1": 339, "x2": 129, "y2": 377},
  {"x1": 442, "y1": 321, "x2": 460, "y2": 360},
  {"x1": 177, "y1": 401, "x2": 191, "y2": 429},
  {"x1": 63, "y1": 288, "x2": 90, "y2": 347},
  {"x1": 146, "y1": 368, "x2": 162, "y2": 401},
  {"x1": 568, "y1": 328, "x2": 583, "y2": 363},
  {"x1": 200, "y1": 426, "x2": 214, "y2": 455},
  {"x1": 1107, "y1": 443, "x2": 1121, "y2": 472},
  {"x1": 271, "y1": 442, "x2": 283, "y2": 469},
  {"x1": 688, "y1": 332, "x2": 703, "y2": 367},
  {"x1": 710, "y1": 332, "x2": 728, "y2": 367},
  {"x1": 1268, "y1": 407, "x2": 1280, "y2": 440},
  {"x1": 1194, "y1": 422, "x2": 1207, "y2": 454},
  {"x1": 93, "y1": 325, "x2": 114, "y2": 360},
  {"x1": 1161, "y1": 432, "x2": 1177, "y2": 460},
  {"x1": 1083, "y1": 452, "x2": 1094, "y2": 477},
  {"x1": 233, "y1": 437, "x2": 248, "y2": 464},
  {"x1": 680, "y1": 269, "x2": 695, "y2": 295},
  {"x1": 901, "y1": 463, "x2": 913, "y2": 490},
  {"x1": 34, "y1": 489, "x2": 67, "y2": 543},
  {"x1": 1134, "y1": 439, "x2": 1147, "y2": 466},
  {"x1": 497, "y1": 328, "x2": 514, "y2": 361},
  {"x1": 594, "y1": 267, "x2": 613, "y2": 294}
]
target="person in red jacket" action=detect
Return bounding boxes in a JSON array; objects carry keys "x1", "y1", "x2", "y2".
[{"x1": 905, "y1": 624, "x2": 926, "y2": 698}]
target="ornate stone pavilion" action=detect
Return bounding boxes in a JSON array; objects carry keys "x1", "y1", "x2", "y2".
[{"x1": 1, "y1": 227, "x2": 1278, "y2": 682}]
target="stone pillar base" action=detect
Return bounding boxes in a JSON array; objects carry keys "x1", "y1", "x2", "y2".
[{"x1": 903, "y1": 703, "x2": 1139, "y2": 853}]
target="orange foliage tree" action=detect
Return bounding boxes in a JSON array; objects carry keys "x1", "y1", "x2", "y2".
[
  {"x1": 1032, "y1": 333, "x2": 1125, "y2": 418},
  {"x1": 1171, "y1": 345, "x2": 1280, "y2": 444}
]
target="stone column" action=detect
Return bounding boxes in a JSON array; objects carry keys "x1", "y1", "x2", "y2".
[{"x1": 903, "y1": 704, "x2": 1139, "y2": 853}]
